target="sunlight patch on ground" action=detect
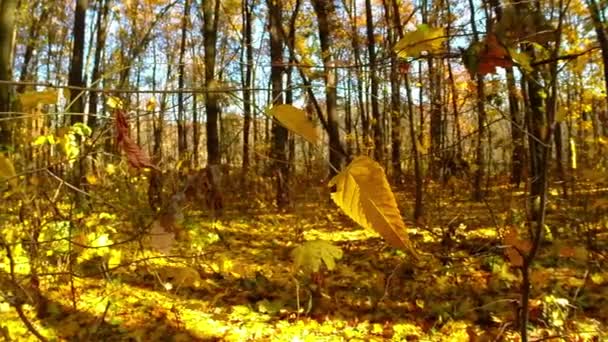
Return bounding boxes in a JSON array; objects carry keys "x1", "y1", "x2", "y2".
[{"x1": 303, "y1": 228, "x2": 379, "y2": 242}]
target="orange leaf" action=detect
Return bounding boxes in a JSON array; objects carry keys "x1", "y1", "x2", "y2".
[
  {"x1": 114, "y1": 109, "x2": 158, "y2": 170},
  {"x1": 476, "y1": 34, "x2": 514, "y2": 75}
]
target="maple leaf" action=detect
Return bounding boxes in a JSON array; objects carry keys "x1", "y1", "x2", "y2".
[{"x1": 394, "y1": 24, "x2": 445, "y2": 58}]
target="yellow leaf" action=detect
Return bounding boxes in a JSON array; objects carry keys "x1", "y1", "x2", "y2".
[
  {"x1": 291, "y1": 240, "x2": 343, "y2": 274},
  {"x1": 394, "y1": 24, "x2": 446, "y2": 58},
  {"x1": 329, "y1": 156, "x2": 417, "y2": 257},
  {"x1": 106, "y1": 96, "x2": 124, "y2": 109},
  {"x1": 0, "y1": 155, "x2": 18, "y2": 188},
  {"x1": 146, "y1": 96, "x2": 157, "y2": 111},
  {"x1": 18, "y1": 90, "x2": 58, "y2": 112},
  {"x1": 570, "y1": 138, "x2": 577, "y2": 169},
  {"x1": 268, "y1": 104, "x2": 319, "y2": 145},
  {"x1": 509, "y1": 49, "x2": 532, "y2": 73},
  {"x1": 86, "y1": 173, "x2": 98, "y2": 185}
]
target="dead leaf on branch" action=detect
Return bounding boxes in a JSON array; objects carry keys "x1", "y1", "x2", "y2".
[
  {"x1": 463, "y1": 34, "x2": 514, "y2": 76},
  {"x1": 504, "y1": 227, "x2": 531, "y2": 267},
  {"x1": 113, "y1": 109, "x2": 158, "y2": 170}
]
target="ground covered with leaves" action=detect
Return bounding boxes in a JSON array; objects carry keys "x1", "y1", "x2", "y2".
[{"x1": 1, "y1": 180, "x2": 607, "y2": 341}]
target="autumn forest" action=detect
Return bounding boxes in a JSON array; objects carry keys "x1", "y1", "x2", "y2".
[{"x1": 0, "y1": 0, "x2": 607, "y2": 340}]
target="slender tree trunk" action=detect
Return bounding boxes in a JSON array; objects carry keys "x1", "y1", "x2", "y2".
[
  {"x1": 365, "y1": 0, "x2": 383, "y2": 162},
  {"x1": 192, "y1": 93, "x2": 199, "y2": 165},
  {"x1": 383, "y1": 0, "x2": 403, "y2": 182},
  {"x1": 445, "y1": 0, "x2": 462, "y2": 156},
  {"x1": 490, "y1": 0, "x2": 525, "y2": 187},
  {"x1": 241, "y1": 0, "x2": 253, "y2": 178},
  {"x1": 286, "y1": 0, "x2": 300, "y2": 175},
  {"x1": 341, "y1": 0, "x2": 367, "y2": 150},
  {"x1": 88, "y1": 0, "x2": 109, "y2": 131},
  {"x1": 17, "y1": 1, "x2": 49, "y2": 93},
  {"x1": 268, "y1": 0, "x2": 289, "y2": 208},
  {"x1": 68, "y1": 0, "x2": 88, "y2": 122},
  {"x1": 586, "y1": 0, "x2": 608, "y2": 113},
  {"x1": 312, "y1": 0, "x2": 344, "y2": 177},
  {"x1": 405, "y1": 72, "x2": 423, "y2": 220},
  {"x1": 203, "y1": 0, "x2": 221, "y2": 165},
  {"x1": 0, "y1": 0, "x2": 17, "y2": 149},
  {"x1": 468, "y1": 0, "x2": 487, "y2": 201},
  {"x1": 515, "y1": 2, "x2": 564, "y2": 341},
  {"x1": 177, "y1": 0, "x2": 190, "y2": 159}
]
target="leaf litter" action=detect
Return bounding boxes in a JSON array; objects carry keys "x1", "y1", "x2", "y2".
[{"x1": 0, "y1": 192, "x2": 606, "y2": 341}]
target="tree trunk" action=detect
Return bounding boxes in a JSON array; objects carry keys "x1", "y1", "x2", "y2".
[
  {"x1": 203, "y1": 0, "x2": 221, "y2": 165},
  {"x1": 68, "y1": 0, "x2": 88, "y2": 123},
  {"x1": 88, "y1": 0, "x2": 109, "y2": 131},
  {"x1": 177, "y1": 0, "x2": 190, "y2": 159},
  {"x1": 468, "y1": 0, "x2": 487, "y2": 201},
  {"x1": 241, "y1": 0, "x2": 253, "y2": 178},
  {"x1": 490, "y1": 0, "x2": 525, "y2": 187},
  {"x1": 0, "y1": 0, "x2": 17, "y2": 149},
  {"x1": 17, "y1": 1, "x2": 49, "y2": 93},
  {"x1": 365, "y1": 0, "x2": 383, "y2": 162},
  {"x1": 586, "y1": 0, "x2": 608, "y2": 112},
  {"x1": 268, "y1": 0, "x2": 289, "y2": 208},
  {"x1": 346, "y1": 0, "x2": 368, "y2": 151},
  {"x1": 383, "y1": 0, "x2": 403, "y2": 183},
  {"x1": 311, "y1": 0, "x2": 344, "y2": 177}
]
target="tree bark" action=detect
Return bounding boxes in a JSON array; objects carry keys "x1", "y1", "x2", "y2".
[
  {"x1": 177, "y1": 0, "x2": 190, "y2": 158},
  {"x1": 241, "y1": 0, "x2": 253, "y2": 178},
  {"x1": 17, "y1": 1, "x2": 49, "y2": 94},
  {"x1": 383, "y1": 0, "x2": 403, "y2": 182},
  {"x1": 586, "y1": 0, "x2": 608, "y2": 114},
  {"x1": 311, "y1": 0, "x2": 344, "y2": 177},
  {"x1": 88, "y1": 0, "x2": 109, "y2": 131},
  {"x1": 365, "y1": 0, "x2": 383, "y2": 162},
  {"x1": 203, "y1": 0, "x2": 221, "y2": 165},
  {"x1": 68, "y1": 0, "x2": 88, "y2": 123},
  {"x1": 0, "y1": 0, "x2": 17, "y2": 149},
  {"x1": 268, "y1": 0, "x2": 289, "y2": 208},
  {"x1": 468, "y1": 0, "x2": 487, "y2": 201}
]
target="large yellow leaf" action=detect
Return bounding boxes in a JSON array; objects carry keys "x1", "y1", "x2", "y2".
[
  {"x1": 394, "y1": 24, "x2": 446, "y2": 58},
  {"x1": 18, "y1": 90, "x2": 58, "y2": 112},
  {"x1": 268, "y1": 104, "x2": 318, "y2": 145},
  {"x1": 329, "y1": 156, "x2": 416, "y2": 257},
  {"x1": 0, "y1": 155, "x2": 18, "y2": 188}
]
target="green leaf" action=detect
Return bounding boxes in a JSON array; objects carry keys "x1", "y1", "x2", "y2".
[
  {"x1": 72, "y1": 122, "x2": 92, "y2": 137},
  {"x1": 268, "y1": 104, "x2": 319, "y2": 145},
  {"x1": 291, "y1": 240, "x2": 343, "y2": 274},
  {"x1": 394, "y1": 24, "x2": 445, "y2": 58}
]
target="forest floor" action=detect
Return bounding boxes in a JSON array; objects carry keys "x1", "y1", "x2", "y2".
[{"x1": 1, "y1": 180, "x2": 607, "y2": 341}]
